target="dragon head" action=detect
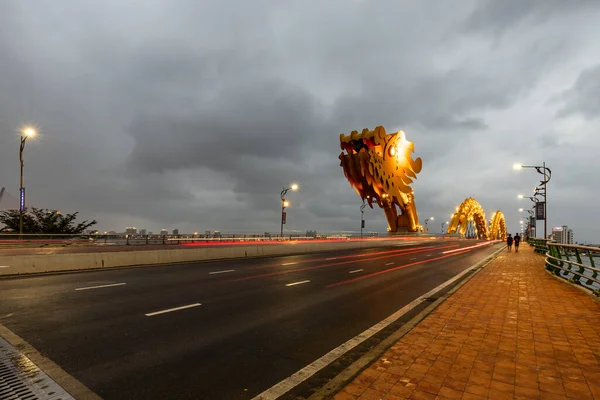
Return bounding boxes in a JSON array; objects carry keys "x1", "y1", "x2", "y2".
[{"x1": 339, "y1": 126, "x2": 423, "y2": 232}]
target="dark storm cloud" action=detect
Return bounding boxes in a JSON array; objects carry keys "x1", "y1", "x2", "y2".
[
  {"x1": 557, "y1": 65, "x2": 600, "y2": 120},
  {"x1": 1, "y1": 0, "x2": 599, "y2": 240},
  {"x1": 463, "y1": 0, "x2": 598, "y2": 35}
]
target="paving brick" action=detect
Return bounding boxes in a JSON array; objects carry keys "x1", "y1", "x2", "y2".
[{"x1": 334, "y1": 247, "x2": 600, "y2": 400}]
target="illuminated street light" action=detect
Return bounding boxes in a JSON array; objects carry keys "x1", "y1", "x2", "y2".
[
  {"x1": 518, "y1": 194, "x2": 524, "y2": 199},
  {"x1": 424, "y1": 216, "x2": 434, "y2": 232},
  {"x1": 519, "y1": 208, "x2": 524, "y2": 212},
  {"x1": 513, "y1": 161, "x2": 551, "y2": 239},
  {"x1": 513, "y1": 163, "x2": 523, "y2": 170},
  {"x1": 280, "y1": 183, "x2": 299, "y2": 237},
  {"x1": 19, "y1": 127, "x2": 37, "y2": 238}
]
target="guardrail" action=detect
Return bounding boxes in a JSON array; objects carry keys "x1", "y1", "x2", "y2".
[
  {"x1": 528, "y1": 238, "x2": 553, "y2": 254},
  {"x1": 545, "y1": 243, "x2": 600, "y2": 296},
  {"x1": 0, "y1": 232, "x2": 463, "y2": 248}
]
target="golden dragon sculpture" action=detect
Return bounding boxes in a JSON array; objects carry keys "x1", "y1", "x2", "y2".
[{"x1": 339, "y1": 126, "x2": 422, "y2": 233}]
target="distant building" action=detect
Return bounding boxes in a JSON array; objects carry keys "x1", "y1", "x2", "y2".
[
  {"x1": 552, "y1": 226, "x2": 574, "y2": 244},
  {"x1": 172, "y1": 228, "x2": 179, "y2": 236},
  {"x1": 147, "y1": 231, "x2": 153, "y2": 236},
  {"x1": 139, "y1": 229, "x2": 147, "y2": 235},
  {"x1": 160, "y1": 229, "x2": 168, "y2": 236},
  {"x1": 125, "y1": 227, "x2": 137, "y2": 235}
]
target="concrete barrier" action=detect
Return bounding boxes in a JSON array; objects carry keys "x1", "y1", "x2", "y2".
[{"x1": 0, "y1": 237, "x2": 458, "y2": 276}]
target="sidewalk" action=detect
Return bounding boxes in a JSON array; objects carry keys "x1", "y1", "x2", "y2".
[{"x1": 334, "y1": 246, "x2": 600, "y2": 400}]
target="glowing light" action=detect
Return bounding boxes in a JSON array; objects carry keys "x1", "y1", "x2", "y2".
[
  {"x1": 283, "y1": 200, "x2": 290, "y2": 207},
  {"x1": 513, "y1": 163, "x2": 523, "y2": 170},
  {"x1": 290, "y1": 183, "x2": 299, "y2": 191},
  {"x1": 519, "y1": 208, "x2": 524, "y2": 212},
  {"x1": 23, "y1": 127, "x2": 36, "y2": 137},
  {"x1": 518, "y1": 194, "x2": 524, "y2": 199}
]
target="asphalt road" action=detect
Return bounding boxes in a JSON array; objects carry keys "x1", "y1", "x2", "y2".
[{"x1": 0, "y1": 240, "x2": 502, "y2": 399}]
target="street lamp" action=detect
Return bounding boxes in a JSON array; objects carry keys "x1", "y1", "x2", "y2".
[
  {"x1": 513, "y1": 162, "x2": 551, "y2": 239},
  {"x1": 360, "y1": 201, "x2": 366, "y2": 238},
  {"x1": 424, "y1": 216, "x2": 434, "y2": 232},
  {"x1": 280, "y1": 183, "x2": 298, "y2": 237},
  {"x1": 19, "y1": 127, "x2": 36, "y2": 238}
]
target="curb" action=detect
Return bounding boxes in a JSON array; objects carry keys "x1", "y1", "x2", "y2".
[
  {"x1": 308, "y1": 245, "x2": 506, "y2": 400},
  {"x1": 0, "y1": 323, "x2": 103, "y2": 400}
]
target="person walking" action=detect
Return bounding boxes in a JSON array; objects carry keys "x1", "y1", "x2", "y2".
[
  {"x1": 506, "y1": 233, "x2": 513, "y2": 252},
  {"x1": 514, "y1": 233, "x2": 521, "y2": 252}
]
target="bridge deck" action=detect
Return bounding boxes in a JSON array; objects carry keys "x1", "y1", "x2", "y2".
[{"x1": 335, "y1": 245, "x2": 600, "y2": 400}]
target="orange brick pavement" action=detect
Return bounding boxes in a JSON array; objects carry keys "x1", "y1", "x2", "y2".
[{"x1": 334, "y1": 245, "x2": 600, "y2": 400}]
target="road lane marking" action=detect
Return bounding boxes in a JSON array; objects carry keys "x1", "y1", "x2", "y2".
[
  {"x1": 410, "y1": 258, "x2": 417, "y2": 260},
  {"x1": 281, "y1": 262, "x2": 298, "y2": 266},
  {"x1": 209, "y1": 269, "x2": 235, "y2": 275},
  {"x1": 326, "y1": 258, "x2": 337, "y2": 260},
  {"x1": 252, "y1": 245, "x2": 505, "y2": 400},
  {"x1": 75, "y1": 283, "x2": 126, "y2": 291},
  {"x1": 443, "y1": 241, "x2": 491, "y2": 254},
  {"x1": 385, "y1": 262, "x2": 394, "y2": 265},
  {"x1": 145, "y1": 303, "x2": 202, "y2": 317},
  {"x1": 285, "y1": 280, "x2": 310, "y2": 287},
  {"x1": 0, "y1": 266, "x2": 10, "y2": 268},
  {"x1": 426, "y1": 254, "x2": 431, "y2": 257},
  {"x1": 221, "y1": 245, "x2": 458, "y2": 284},
  {"x1": 349, "y1": 269, "x2": 363, "y2": 274}
]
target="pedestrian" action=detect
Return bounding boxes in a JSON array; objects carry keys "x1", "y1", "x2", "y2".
[
  {"x1": 514, "y1": 233, "x2": 521, "y2": 252},
  {"x1": 506, "y1": 233, "x2": 513, "y2": 252}
]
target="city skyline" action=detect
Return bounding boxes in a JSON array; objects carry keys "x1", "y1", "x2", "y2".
[{"x1": 1, "y1": 1, "x2": 599, "y2": 243}]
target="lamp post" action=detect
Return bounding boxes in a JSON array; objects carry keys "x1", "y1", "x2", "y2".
[
  {"x1": 441, "y1": 221, "x2": 448, "y2": 234},
  {"x1": 424, "y1": 216, "x2": 434, "y2": 232},
  {"x1": 514, "y1": 162, "x2": 551, "y2": 239},
  {"x1": 360, "y1": 202, "x2": 366, "y2": 238},
  {"x1": 19, "y1": 127, "x2": 36, "y2": 238},
  {"x1": 280, "y1": 183, "x2": 298, "y2": 237}
]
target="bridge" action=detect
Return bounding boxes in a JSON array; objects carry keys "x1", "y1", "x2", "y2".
[{"x1": 0, "y1": 127, "x2": 597, "y2": 400}]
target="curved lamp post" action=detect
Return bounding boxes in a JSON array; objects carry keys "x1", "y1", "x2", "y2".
[
  {"x1": 19, "y1": 127, "x2": 36, "y2": 237},
  {"x1": 280, "y1": 183, "x2": 298, "y2": 237},
  {"x1": 514, "y1": 162, "x2": 551, "y2": 239},
  {"x1": 424, "y1": 216, "x2": 434, "y2": 232}
]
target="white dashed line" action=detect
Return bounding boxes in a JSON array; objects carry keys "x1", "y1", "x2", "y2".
[
  {"x1": 281, "y1": 262, "x2": 298, "y2": 266},
  {"x1": 426, "y1": 254, "x2": 432, "y2": 257},
  {"x1": 326, "y1": 258, "x2": 337, "y2": 260},
  {"x1": 285, "y1": 280, "x2": 310, "y2": 287},
  {"x1": 385, "y1": 262, "x2": 394, "y2": 266},
  {"x1": 145, "y1": 303, "x2": 202, "y2": 317},
  {"x1": 209, "y1": 269, "x2": 235, "y2": 275},
  {"x1": 75, "y1": 283, "x2": 126, "y2": 291},
  {"x1": 410, "y1": 258, "x2": 417, "y2": 261},
  {"x1": 349, "y1": 269, "x2": 363, "y2": 274}
]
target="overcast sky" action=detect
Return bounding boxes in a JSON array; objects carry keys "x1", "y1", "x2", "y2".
[{"x1": 1, "y1": 1, "x2": 599, "y2": 242}]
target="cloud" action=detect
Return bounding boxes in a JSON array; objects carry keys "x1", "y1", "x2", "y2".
[{"x1": 556, "y1": 65, "x2": 600, "y2": 120}]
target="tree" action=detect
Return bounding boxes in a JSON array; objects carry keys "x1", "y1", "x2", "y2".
[{"x1": 0, "y1": 208, "x2": 97, "y2": 234}]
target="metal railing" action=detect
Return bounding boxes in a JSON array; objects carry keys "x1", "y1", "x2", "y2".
[
  {"x1": 545, "y1": 243, "x2": 600, "y2": 296},
  {"x1": 0, "y1": 232, "x2": 463, "y2": 248},
  {"x1": 528, "y1": 238, "x2": 552, "y2": 254}
]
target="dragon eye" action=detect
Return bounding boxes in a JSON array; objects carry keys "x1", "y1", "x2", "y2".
[{"x1": 388, "y1": 146, "x2": 396, "y2": 157}]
